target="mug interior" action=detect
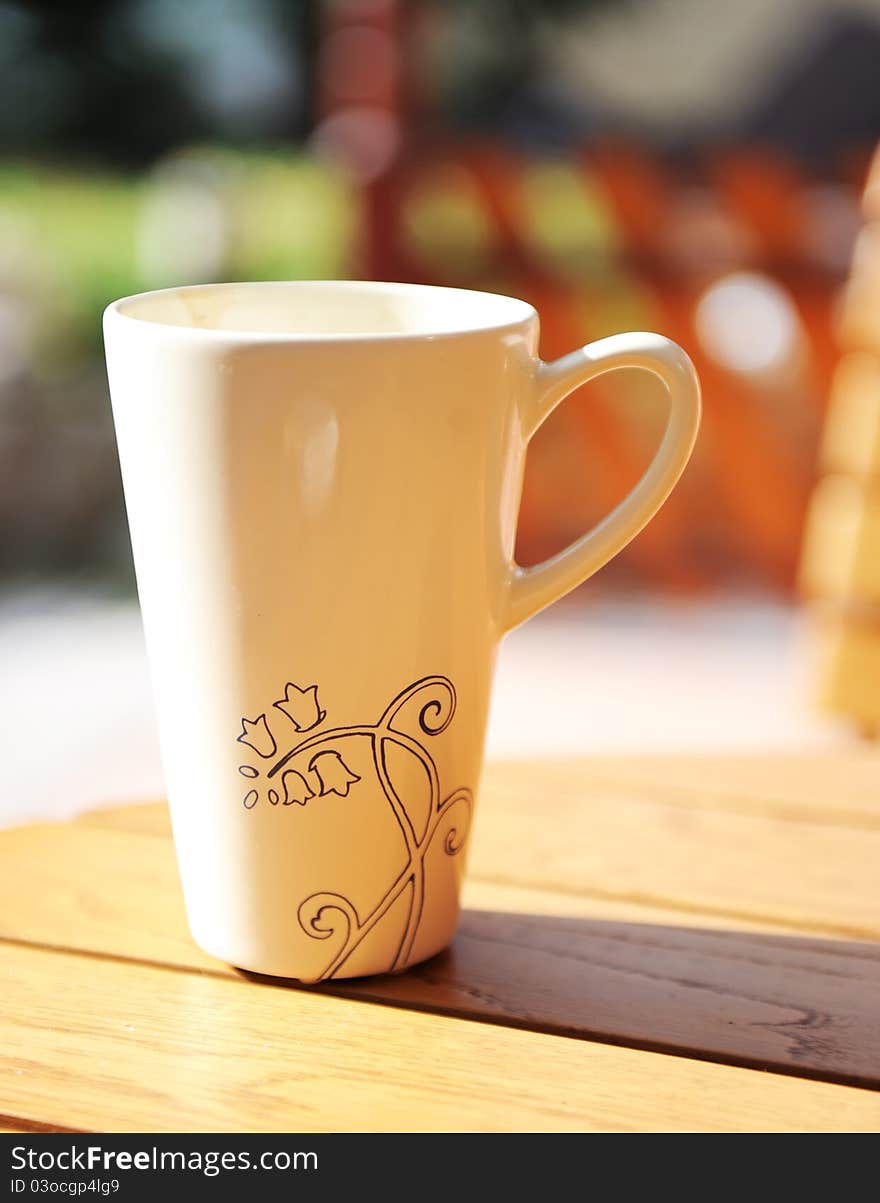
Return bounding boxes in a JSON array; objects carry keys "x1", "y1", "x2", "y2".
[{"x1": 112, "y1": 281, "x2": 536, "y2": 339}]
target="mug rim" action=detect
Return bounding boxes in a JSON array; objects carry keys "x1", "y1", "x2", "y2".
[{"x1": 104, "y1": 280, "x2": 539, "y2": 344}]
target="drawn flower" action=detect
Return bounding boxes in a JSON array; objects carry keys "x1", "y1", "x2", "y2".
[
  {"x1": 237, "y1": 714, "x2": 276, "y2": 759},
  {"x1": 274, "y1": 683, "x2": 326, "y2": 732},
  {"x1": 311, "y1": 751, "x2": 361, "y2": 798},
  {"x1": 281, "y1": 769, "x2": 315, "y2": 807}
]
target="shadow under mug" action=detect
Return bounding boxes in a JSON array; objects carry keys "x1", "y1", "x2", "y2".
[{"x1": 104, "y1": 280, "x2": 700, "y2": 982}]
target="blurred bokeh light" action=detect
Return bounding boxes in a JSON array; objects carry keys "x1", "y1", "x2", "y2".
[
  {"x1": 6, "y1": 0, "x2": 880, "y2": 816},
  {"x1": 1, "y1": 0, "x2": 879, "y2": 592}
]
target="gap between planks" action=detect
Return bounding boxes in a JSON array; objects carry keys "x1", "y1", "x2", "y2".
[
  {"x1": 66, "y1": 803, "x2": 880, "y2": 942},
  {"x1": 3, "y1": 940, "x2": 879, "y2": 1133},
  {"x1": 0, "y1": 1113, "x2": 84, "y2": 1135},
  {"x1": 63, "y1": 763, "x2": 880, "y2": 941},
  {"x1": 2, "y1": 817, "x2": 880, "y2": 1091}
]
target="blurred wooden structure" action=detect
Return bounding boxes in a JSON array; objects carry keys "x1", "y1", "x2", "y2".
[
  {"x1": 802, "y1": 145, "x2": 880, "y2": 730},
  {"x1": 359, "y1": 143, "x2": 871, "y2": 592},
  {"x1": 316, "y1": 2, "x2": 872, "y2": 591}
]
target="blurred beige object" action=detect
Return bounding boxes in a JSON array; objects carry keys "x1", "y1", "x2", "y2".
[
  {"x1": 137, "y1": 157, "x2": 229, "y2": 288},
  {"x1": 861, "y1": 144, "x2": 880, "y2": 224},
  {"x1": 838, "y1": 225, "x2": 880, "y2": 352},
  {"x1": 820, "y1": 353, "x2": 880, "y2": 477},
  {"x1": 800, "y1": 143, "x2": 880, "y2": 735},
  {"x1": 800, "y1": 475, "x2": 880, "y2": 602},
  {"x1": 815, "y1": 611, "x2": 880, "y2": 735}
]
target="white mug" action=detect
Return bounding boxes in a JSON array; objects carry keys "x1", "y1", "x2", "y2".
[{"x1": 104, "y1": 281, "x2": 700, "y2": 982}]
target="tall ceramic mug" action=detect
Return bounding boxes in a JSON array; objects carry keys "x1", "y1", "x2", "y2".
[{"x1": 104, "y1": 281, "x2": 700, "y2": 982}]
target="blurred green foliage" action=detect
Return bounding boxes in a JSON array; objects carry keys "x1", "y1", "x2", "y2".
[
  {"x1": 0, "y1": 150, "x2": 354, "y2": 582},
  {"x1": 0, "y1": 166, "x2": 142, "y2": 365},
  {"x1": 0, "y1": 151, "x2": 354, "y2": 367}
]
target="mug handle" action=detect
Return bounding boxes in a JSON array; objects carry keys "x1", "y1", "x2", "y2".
[{"x1": 505, "y1": 331, "x2": 701, "y2": 631}]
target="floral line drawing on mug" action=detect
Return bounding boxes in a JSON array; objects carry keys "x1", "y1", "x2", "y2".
[
  {"x1": 237, "y1": 682, "x2": 361, "y2": 808},
  {"x1": 236, "y1": 675, "x2": 472, "y2": 979}
]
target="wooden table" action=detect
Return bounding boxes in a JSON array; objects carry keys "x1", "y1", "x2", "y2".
[{"x1": 2, "y1": 753, "x2": 880, "y2": 1133}]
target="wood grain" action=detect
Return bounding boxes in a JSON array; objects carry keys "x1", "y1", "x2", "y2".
[
  {"x1": 7, "y1": 755, "x2": 880, "y2": 1131},
  {"x1": 467, "y1": 762, "x2": 880, "y2": 939},
  {"x1": 0, "y1": 1115, "x2": 83, "y2": 1135},
  {"x1": 70, "y1": 759, "x2": 880, "y2": 937},
  {"x1": 3, "y1": 941, "x2": 878, "y2": 1133},
  {"x1": 0, "y1": 822, "x2": 223, "y2": 975},
  {"x1": 550, "y1": 752, "x2": 880, "y2": 824},
  {"x1": 332, "y1": 911, "x2": 880, "y2": 1090},
  {"x1": 0, "y1": 820, "x2": 781, "y2": 973},
  {"x1": 2, "y1": 818, "x2": 879, "y2": 1087},
  {"x1": 74, "y1": 802, "x2": 171, "y2": 837}
]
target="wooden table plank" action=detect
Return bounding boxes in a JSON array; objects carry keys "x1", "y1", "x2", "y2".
[
  {"x1": 71, "y1": 770, "x2": 880, "y2": 938},
  {"x1": 467, "y1": 764, "x2": 880, "y2": 939},
  {"x1": 74, "y1": 803, "x2": 171, "y2": 837},
  {"x1": 334, "y1": 910, "x2": 880, "y2": 1090},
  {"x1": 0, "y1": 822, "x2": 223, "y2": 975},
  {"x1": 0, "y1": 1117, "x2": 82, "y2": 1135},
  {"x1": 2, "y1": 942, "x2": 878, "y2": 1133},
  {"x1": 2, "y1": 818, "x2": 879, "y2": 1088},
  {"x1": 71, "y1": 751, "x2": 880, "y2": 839},
  {"x1": 0, "y1": 820, "x2": 779, "y2": 978},
  {"x1": 553, "y1": 752, "x2": 880, "y2": 823}
]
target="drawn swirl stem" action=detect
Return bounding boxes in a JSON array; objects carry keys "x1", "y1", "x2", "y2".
[
  {"x1": 287, "y1": 675, "x2": 467, "y2": 980},
  {"x1": 373, "y1": 736, "x2": 425, "y2": 970}
]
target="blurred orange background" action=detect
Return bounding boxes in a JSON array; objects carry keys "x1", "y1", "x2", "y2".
[{"x1": 3, "y1": 0, "x2": 878, "y2": 591}]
